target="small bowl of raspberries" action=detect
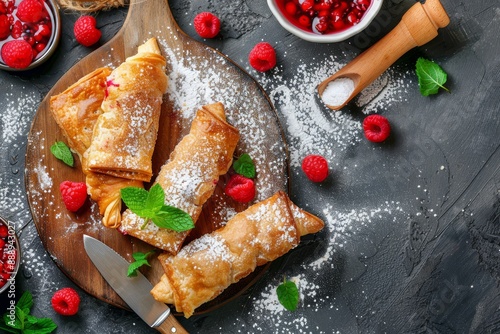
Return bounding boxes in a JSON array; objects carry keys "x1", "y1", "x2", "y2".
[
  {"x1": 0, "y1": 0, "x2": 61, "y2": 71},
  {"x1": 0, "y1": 216, "x2": 21, "y2": 295},
  {"x1": 267, "y1": 0, "x2": 383, "y2": 43}
]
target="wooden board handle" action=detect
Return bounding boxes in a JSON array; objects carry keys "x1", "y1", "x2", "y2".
[{"x1": 155, "y1": 314, "x2": 189, "y2": 334}]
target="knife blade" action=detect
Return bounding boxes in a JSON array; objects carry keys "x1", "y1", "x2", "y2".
[{"x1": 83, "y1": 234, "x2": 188, "y2": 334}]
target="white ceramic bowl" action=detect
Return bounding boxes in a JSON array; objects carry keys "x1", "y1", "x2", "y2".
[
  {"x1": 267, "y1": 0, "x2": 383, "y2": 43},
  {"x1": 0, "y1": 0, "x2": 61, "y2": 71}
]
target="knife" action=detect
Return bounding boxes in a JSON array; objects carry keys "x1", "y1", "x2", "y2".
[{"x1": 83, "y1": 234, "x2": 188, "y2": 334}]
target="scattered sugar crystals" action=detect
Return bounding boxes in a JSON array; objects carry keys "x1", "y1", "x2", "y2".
[{"x1": 230, "y1": 52, "x2": 411, "y2": 332}]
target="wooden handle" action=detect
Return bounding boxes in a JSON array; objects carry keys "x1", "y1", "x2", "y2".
[
  {"x1": 155, "y1": 314, "x2": 189, "y2": 334},
  {"x1": 318, "y1": 0, "x2": 449, "y2": 109}
]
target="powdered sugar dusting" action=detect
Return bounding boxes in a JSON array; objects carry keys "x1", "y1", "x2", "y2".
[
  {"x1": 0, "y1": 89, "x2": 39, "y2": 221},
  {"x1": 259, "y1": 56, "x2": 411, "y2": 169},
  {"x1": 157, "y1": 38, "x2": 288, "y2": 202},
  {"x1": 356, "y1": 68, "x2": 412, "y2": 113},
  {"x1": 224, "y1": 53, "x2": 413, "y2": 332}
]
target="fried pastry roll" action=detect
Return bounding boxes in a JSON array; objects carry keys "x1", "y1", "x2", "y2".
[
  {"x1": 119, "y1": 102, "x2": 240, "y2": 253},
  {"x1": 150, "y1": 191, "x2": 325, "y2": 318},
  {"x1": 49, "y1": 67, "x2": 143, "y2": 228},
  {"x1": 50, "y1": 67, "x2": 111, "y2": 161},
  {"x1": 84, "y1": 37, "x2": 168, "y2": 183}
]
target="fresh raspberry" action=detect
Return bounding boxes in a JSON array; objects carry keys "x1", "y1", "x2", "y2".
[
  {"x1": 1, "y1": 40, "x2": 33, "y2": 69},
  {"x1": 0, "y1": 224, "x2": 7, "y2": 238},
  {"x1": 60, "y1": 181, "x2": 88, "y2": 212},
  {"x1": 193, "y1": 12, "x2": 220, "y2": 39},
  {"x1": 2, "y1": 248, "x2": 16, "y2": 264},
  {"x1": 16, "y1": 0, "x2": 44, "y2": 23},
  {"x1": 362, "y1": 114, "x2": 391, "y2": 143},
  {"x1": 0, "y1": 14, "x2": 9, "y2": 40},
  {"x1": 0, "y1": 1, "x2": 7, "y2": 14},
  {"x1": 248, "y1": 42, "x2": 276, "y2": 72},
  {"x1": 301, "y1": 154, "x2": 329, "y2": 182},
  {"x1": 74, "y1": 15, "x2": 101, "y2": 47},
  {"x1": 51, "y1": 287, "x2": 81, "y2": 316},
  {"x1": 11, "y1": 20, "x2": 22, "y2": 39},
  {"x1": 224, "y1": 174, "x2": 256, "y2": 203}
]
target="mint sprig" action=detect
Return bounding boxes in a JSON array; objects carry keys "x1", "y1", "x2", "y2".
[
  {"x1": 120, "y1": 184, "x2": 194, "y2": 232},
  {"x1": 127, "y1": 250, "x2": 155, "y2": 277},
  {"x1": 276, "y1": 277, "x2": 299, "y2": 311},
  {"x1": 50, "y1": 141, "x2": 74, "y2": 167},
  {"x1": 0, "y1": 291, "x2": 57, "y2": 334},
  {"x1": 415, "y1": 57, "x2": 450, "y2": 96},
  {"x1": 233, "y1": 153, "x2": 256, "y2": 178}
]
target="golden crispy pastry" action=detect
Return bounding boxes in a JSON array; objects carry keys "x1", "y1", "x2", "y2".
[
  {"x1": 49, "y1": 66, "x2": 143, "y2": 228},
  {"x1": 150, "y1": 191, "x2": 325, "y2": 318},
  {"x1": 50, "y1": 67, "x2": 111, "y2": 160},
  {"x1": 84, "y1": 38, "x2": 168, "y2": 183},
  {"x1": 120, "y1": 102, "x2": 240, "y2": 253}
]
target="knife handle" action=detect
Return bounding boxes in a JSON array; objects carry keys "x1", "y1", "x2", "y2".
[{"x1": 155, "y1": 314, "x2": 189, "y2": 334}]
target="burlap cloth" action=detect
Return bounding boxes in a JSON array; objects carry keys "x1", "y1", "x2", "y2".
[{"x1": 57, "y1": 0, "x2": 127, "y2": 12}]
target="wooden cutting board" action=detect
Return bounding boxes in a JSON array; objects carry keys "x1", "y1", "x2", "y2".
[{"x1": 25, "y1": 0, "x2": 288, "y2": 314}]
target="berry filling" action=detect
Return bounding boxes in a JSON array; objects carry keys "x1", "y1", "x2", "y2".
[
  {"x1": 0, "y1": 0, "x2": 55, "y2": 68},
  {"x1": 276, "y1": 0, "x2": 372, "y2": 35}
]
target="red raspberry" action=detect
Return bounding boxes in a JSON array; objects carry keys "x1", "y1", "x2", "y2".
[
  {"x1": 74, "y1": 15, "x2": 101, "y2": 47},
  {"x1": 301, "y1": 154, "x2": 329, "y2": 182},
  {"x1": 11, "y1": 20, "x2": 22, "y2": 39},
  {"x1": 1, "y1": 40, "x2": 33, "y2": 69},
  {"x1": 248, "y1": 42, "x2": 276, "y2": 72},
  {"x1": 362, "y1": 114, "x2": 391, "y2": 143},
  {"x1": 224, "y1": 174, "x2": 256, "y2": 203},
  {"x1": 193, "y1": 12, "x2": 220, "y2": 39},
  {"x1": 51, "y1": 287, "x2": 81, "y2": 316},
  {"x1": 60, "y1": 181, "x2": 88, "y2": 212},
  {"x1": 16, "y1": 0, "x2": 44, "y2": 23},
  {"x1": 0, "y1": 14, "x2": 9, "y2": 40},
  {"x1": 2, "y1": 248, "x2": 16, "y2": 263},
  {"x1": 0, "y1": 223, "x2": 7, "y2": 238}
]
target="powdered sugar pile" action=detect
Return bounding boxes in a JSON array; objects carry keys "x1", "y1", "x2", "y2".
[{"x1": 321, "y1": 77, "x2": 355, "y2": 107}]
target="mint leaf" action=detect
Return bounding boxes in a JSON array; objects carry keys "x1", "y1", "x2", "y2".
[
  {"x1": 144, "y1": 184, "x2": 166, "y2": 215},
  {"x1": 277, "y1": 278, "x2": 299, "y2": 311},
  {"x1": 23, "y1": 315, "x2": 57, "y2": 334},
  {"x1": 1, "y1": 291, "x2": 56, "y2": 334},
  {"x1": 121, "y1": 184, "x2": 164, "y2": 218},
  {"x1": 17, "y1": 291, "x2": 33, "y2": 315},
  {"x1": 127, "y1": 250, "x2": 155, "y2": 277},
  {"x1": 233, "y1": 153, "x2": 256, "y2": 178},
  {"x1": 415, "y1": 57, "x2": 450, "y2": 96},
  {"x1": 152, "y1": 206, "x2": 194, "y2": 232},
  {"x1": 50, "y1": 141, "x2": 74, "y2": 167},
  {"x1": 120, "y1": 187, "x2": 150, "y2": 216},
  {"x1": 121, "y1": 185, "x2": 194, "y2": 232}
]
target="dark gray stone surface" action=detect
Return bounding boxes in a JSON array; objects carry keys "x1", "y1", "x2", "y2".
[{"x1": 1, "y1": 0, "x2": 499, "y2": 333}]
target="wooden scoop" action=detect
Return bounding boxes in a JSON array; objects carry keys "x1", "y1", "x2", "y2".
[{"x1": 318, "y1": 0, "x2": 450, "y2": 110}]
